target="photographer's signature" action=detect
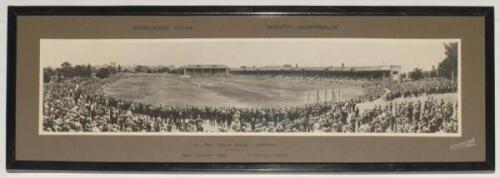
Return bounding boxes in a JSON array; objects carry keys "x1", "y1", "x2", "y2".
[{"x1": 450, "y1": 137, "x2": 476, "y2": 151}]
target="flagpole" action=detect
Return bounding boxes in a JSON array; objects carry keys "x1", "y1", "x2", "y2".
[{"x1": 316, "y1": 89, "x2": 320, "y2": 103}]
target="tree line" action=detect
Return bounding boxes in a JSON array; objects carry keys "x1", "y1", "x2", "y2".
[
  {"x1": 407, "y1": 42, "x2": 458, "y2": 81},
  {"x1": 43, "y1": 62, "x2": 184, "y2": 83}
]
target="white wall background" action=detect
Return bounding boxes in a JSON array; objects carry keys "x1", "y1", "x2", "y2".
[{"x1": 0, "y1": 0, "x2": 498, "y2": 178}]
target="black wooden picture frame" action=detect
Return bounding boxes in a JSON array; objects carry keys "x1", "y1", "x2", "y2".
[{"x1": 6, "y1": 6, "x2": 495, "y2": 172}]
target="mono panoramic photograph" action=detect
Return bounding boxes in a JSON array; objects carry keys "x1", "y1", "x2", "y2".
[{"x1": 40, "y1": 38, "x2": 460, "y2": 136}]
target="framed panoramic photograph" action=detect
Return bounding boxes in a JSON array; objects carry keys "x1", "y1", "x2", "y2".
[{"x1": 6, "y1": 6, "x2": 494, "y2": 172}]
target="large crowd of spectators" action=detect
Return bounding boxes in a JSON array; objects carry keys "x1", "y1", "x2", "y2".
[
  {"x1": 384, "y1": 79, "x2": 457, "y2": 100},
  {"x1": 42, "y1": 76, "x2": 458, "y2": 133},
  {"x1": 313, "y1": 97, "x2": 458, "y2": 133}
]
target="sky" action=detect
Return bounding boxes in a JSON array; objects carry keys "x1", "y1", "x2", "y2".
[{"x1": 40, "y1": 38, "x2": 460, "y2": 73}]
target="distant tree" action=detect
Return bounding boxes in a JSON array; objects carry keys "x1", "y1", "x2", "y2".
[
  {"x1": 170, "y1": 68, "x2": 185, "y2": 75},
  {"x1": 409, "y1": 68, "x2": 424, "y2": 80},
  {"x1": 74, "y1": 65, "x2": 92, "y2": 78},
  {"x1": 430, "y1": 65, "x2": 437, "y2": 78},
  {"x1": 422, "y1": 71, "x2": 433, "y2": 78},
  {"x1": 158, "y1": 67, "x2": 171, "y2": 73},
  {"x1": 86, "y1": 65, "x2": 92, "y2": 75},
  {"x1": 59, "y1": 61, "x2": 74, "y2": 78},
  {"x1": 135, "y1": 65, "x2": 146, "y2": 73},
  {"x1": 74, "y1": 65, "x2": 82, "y2": 77},
  {"x1": 95, "y1": 68, "x2": 112, "y2": 79},
  {"x1": 117, "y1": 65, "x2": 122, "y2": 72},
  {"x1": 438, "y1": 42, "x2": 458, "y2": 80},
  {"x1": 43, "y1": 67, "x2": 55, "y2": 83},
  {"x1": 108, "y1": 66, "x2": 118, "y2": 74},
  {"x1": 61, "y1": 61, "x2": 71, "y2": 70}
]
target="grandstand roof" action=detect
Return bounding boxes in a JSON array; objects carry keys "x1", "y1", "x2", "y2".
[
  {"x1": 184, "y1": 64, "x2": 229, "y2": 69},
  {"x1": 230, "y1": 65, "x2": 401, "y2": 72}
]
